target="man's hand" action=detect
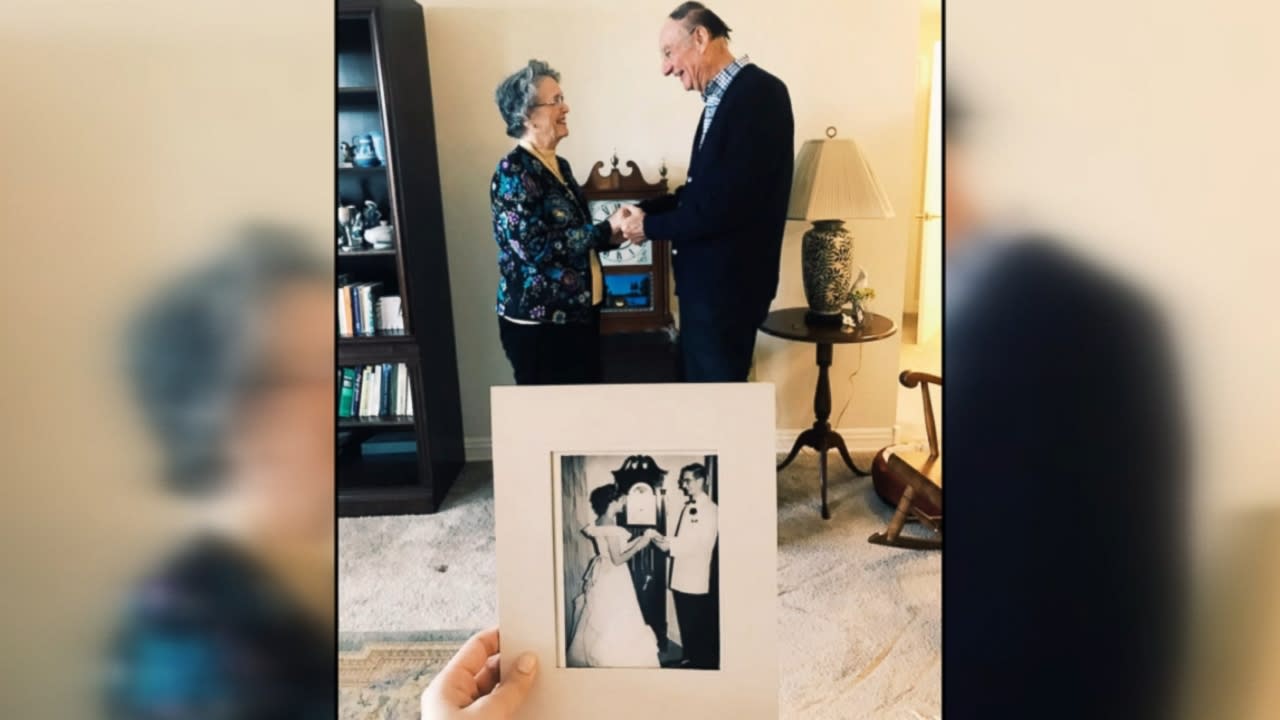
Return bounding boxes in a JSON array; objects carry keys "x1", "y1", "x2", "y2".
[
  {"x1": 607, "y1": 206, "x2": 637, "y2": 246},
  {"x1": 619, "y1": 205, "x2": 647, "y2": 243},
  {"x1": 421, "y1": 627, "x2": 538, "y2": 719}
]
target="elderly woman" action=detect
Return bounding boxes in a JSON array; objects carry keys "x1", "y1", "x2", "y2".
[
  {"x1": 492, "y1": 59, "x2": 626, "y2": 385},
  {"x1": 107, "y1": 227, "x2": 333, "y2": 718}
]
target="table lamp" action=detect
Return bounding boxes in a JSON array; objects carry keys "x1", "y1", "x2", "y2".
[{"x1": 787, "y1": 126, "x2": 895, "y2": 326}]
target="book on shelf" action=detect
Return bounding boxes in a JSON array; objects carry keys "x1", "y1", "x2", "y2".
[
  {"x1": 362, "y1": 365, "x2": 379, "y2": 417},
  {"x1": 405, "y1": 372, "x2": 413, "y2": 416},
  {"x1": 338, "y1": 281, "x2": 385, "y2": 337},
  {"x1": 379, "y1": 363, "x2": 392, "y2": 418},
  {"x1": 338, "y1": 367, "x2": 358, "y2": 417},
  {"x1": 338, "y1": 363, "x2": 413, "y2": 419},
  {"x1": 377, "y1": 296, "x2": 404, "y2": 332},
  {"x1": 338, "y1": 287, "x2": 354, "y2": 336}
]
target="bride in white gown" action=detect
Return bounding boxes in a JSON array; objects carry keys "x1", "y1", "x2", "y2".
[{"x1": 566, "y1": 484, "x2": 660, "y2": 668}]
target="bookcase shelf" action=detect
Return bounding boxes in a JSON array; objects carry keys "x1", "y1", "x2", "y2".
[
  {"x1": 339, "y1": 415, "x2": 416, "y2": 429},
  {"x1": 338, "y1": 86, "x2": 379, "y2": 103},
  {"x1": 337, "y1": 0, "x2": 463, "y2": 517}
]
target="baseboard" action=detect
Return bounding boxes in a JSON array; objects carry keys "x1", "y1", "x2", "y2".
[
  {"x1": 775, "y1": 427, "x2": 896, "y2": 455},
  {"x1": 464, "y1": 427, "x2": 897, "y2": 463},
  {"x1": 465, "y1": 437, "x2": 494, "y2": 463}
]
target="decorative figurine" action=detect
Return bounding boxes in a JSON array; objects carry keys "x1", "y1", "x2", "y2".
[
  {"x1": 369, "y1": 130, "x2": 388, "y2": 166},
  {"x1": 365, "y1": 221, "x2": 394, "y2": 249},
  {"x1": 848, "y1": 267, "x2": 875, "y2": 328},
  {"x1": 361, "y1": 200, "x2": 381, "y2": 230},
  {"x1": 349, "y1": 207, "x2": 366, "y2": 247},
  {"x1": 352, "y1": 134, "x2": 380, "y2": 167},
  {"x1": 337, "y1": 205, "x2": 352, "y2": 248}
]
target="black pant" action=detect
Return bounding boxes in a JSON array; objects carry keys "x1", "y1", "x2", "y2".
[
  {"x1": 498, "y1": 310, "x2": 601, "y2": 385},
  {"x1": 677, "y1": 298, "x2": 770, "y2": 382},
  {"x1": 673, "y1": 590, "x2": 718, "y2": 669}
]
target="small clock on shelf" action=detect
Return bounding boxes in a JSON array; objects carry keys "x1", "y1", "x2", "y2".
[{"x1": 582, "y1": 155, "x2": 673, "y2": 335}]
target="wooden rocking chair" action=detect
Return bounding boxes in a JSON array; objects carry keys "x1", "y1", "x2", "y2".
[{"x1": 868, "y1": 370, "x2": 942, "y2": 550}]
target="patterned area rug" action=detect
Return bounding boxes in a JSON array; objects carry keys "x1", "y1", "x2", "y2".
[{"x1": 338, "y1": 631, "x2": 471, "y2": 720}]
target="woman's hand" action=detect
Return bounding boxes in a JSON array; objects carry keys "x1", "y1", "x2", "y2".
[
  {"x1": 606, "y1": 206, "x2": 632, "y2": 244},
  {"x1": 421, "y1": 627, "x2": 538, "y2": 720}
]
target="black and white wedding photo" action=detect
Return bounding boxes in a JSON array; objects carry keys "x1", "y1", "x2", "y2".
[{"x1": 555, "y1": 453, "x2": 721, "y2": 670}]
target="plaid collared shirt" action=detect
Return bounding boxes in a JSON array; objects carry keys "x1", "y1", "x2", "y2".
[{"x1": 699, "y1": 54, "x2": 751, "y2": 149}]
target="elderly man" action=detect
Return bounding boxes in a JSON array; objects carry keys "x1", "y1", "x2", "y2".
[
  {"x1": 945, "y1": 91, "x2": 1186, "y2": 719},
  {"x1": 620, "y1": 2, "x2": 794, "y2": 382}
]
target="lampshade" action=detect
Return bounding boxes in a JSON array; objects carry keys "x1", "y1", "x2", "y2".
[{"x1": 787, "y1": 129, "x2": 895, "y2": 221}]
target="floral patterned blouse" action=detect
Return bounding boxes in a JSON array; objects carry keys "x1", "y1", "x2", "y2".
[
  {"x1": 492, "y1": 146, "x2": 612, "y2": 324},
  {"x1": 105, "y1": 535, "x2": 332, "y2": 719}
]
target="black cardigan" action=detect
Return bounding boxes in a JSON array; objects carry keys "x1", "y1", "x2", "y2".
[{"x1": 641, "y1": 64, "x2": 794, "y2": 314}]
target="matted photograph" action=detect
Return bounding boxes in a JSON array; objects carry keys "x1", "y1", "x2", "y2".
[
  {"x1": 493, "y1": 384, "x2": 777, "y2": 719},
  {"x1": 554, "y1": 453, "x2": 720, "y2": 670}
]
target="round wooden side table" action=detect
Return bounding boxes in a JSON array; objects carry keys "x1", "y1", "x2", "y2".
[{"x1": 760, "y1": 308, "x2": 898, "y2": 519}]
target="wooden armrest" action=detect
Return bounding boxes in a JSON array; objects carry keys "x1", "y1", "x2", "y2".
[{"x1": 899, "y1": 370, "x2": 942, "y2": 388}]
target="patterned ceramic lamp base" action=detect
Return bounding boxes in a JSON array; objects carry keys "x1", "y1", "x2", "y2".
[{"x1": 801, "y1": 220, "x2": 855, "y2": 326}]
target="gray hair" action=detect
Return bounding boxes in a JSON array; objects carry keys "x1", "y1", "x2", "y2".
[
  {"x1": 124, "y1": 224, "x2": 326, "y2": 494},
  {"x1": 670, "y1": 2, "x2": 732, "y2": 40},
  {"x1": 495, "y1": 59, "x2": 561, "y2": 139}
]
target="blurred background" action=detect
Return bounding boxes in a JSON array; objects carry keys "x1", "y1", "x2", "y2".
[
  {"x1": 1, "y1": 1, "x2": 332, "y2": 717},
  {"x1": 950, "y1": 1, "x2": 1279, "y2": 717}
]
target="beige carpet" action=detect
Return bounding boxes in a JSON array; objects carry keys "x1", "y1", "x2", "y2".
[{"x1": 339, "y1": 452, "x2": 940, "y2": 719}]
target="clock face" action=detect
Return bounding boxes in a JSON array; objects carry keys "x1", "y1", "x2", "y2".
[{"x1": 589, "y1": 199, "x2": 653, "y2": 267}]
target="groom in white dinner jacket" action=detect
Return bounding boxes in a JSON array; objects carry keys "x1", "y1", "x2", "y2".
[{"x1": 647, "y1": 463, "x2": 719, "y2": 669}]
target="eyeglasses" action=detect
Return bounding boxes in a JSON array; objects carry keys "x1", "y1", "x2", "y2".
[{"x1": 532, "y1": 94, "x2": 566, "y2": 108}]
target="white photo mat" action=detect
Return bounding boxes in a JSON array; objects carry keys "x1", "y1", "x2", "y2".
[{"x1": 492, "y1": 384, "x2": 778, "y2": 719}]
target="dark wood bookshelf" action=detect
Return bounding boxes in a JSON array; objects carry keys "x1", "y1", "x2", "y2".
[{"x1": 337, "y1": 0, "x2": 464, "y2": 517}]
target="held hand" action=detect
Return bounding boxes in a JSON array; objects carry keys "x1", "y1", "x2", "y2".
[
  {"x1": 606, "y1": 206, "x2": 632, "y2": 246},
  {"x1": 620, "y1": 205, "x2": 646, "y2": 243},
  {"x1": 421, "y1": 627, "x2": 538, "y2": 720}
]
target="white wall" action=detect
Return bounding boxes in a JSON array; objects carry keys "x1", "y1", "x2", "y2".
[
  {"x1": 3, "y1": 2, "x2": 334, "y2": 716},
  {"x1": 903, "y1": 2, "x2": 942, "y2": 315},
  {"x1": 948, "y1": 1, "x2": 1280, "y2": 524},
  {"x1": 421, "y1": 0, "x2": 924, "y2": 449}
]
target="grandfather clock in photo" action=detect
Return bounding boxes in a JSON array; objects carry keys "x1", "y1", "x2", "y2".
[{"x1": 614, "y1": 455, "x2": 670, "y2": 651}]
